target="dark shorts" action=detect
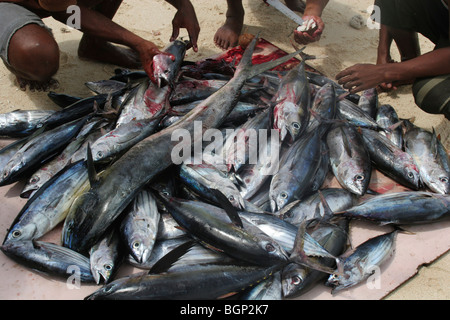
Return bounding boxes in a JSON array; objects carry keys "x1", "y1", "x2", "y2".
[
  {"x1": 374, "y1": 0, "x2": 450, "y2": 49},
  {"x1": 375, "y1": 0, "x2": 450, "y2": 119},
  {"x1": 0, "y1": 3, "x2": 49, "y2": 67}
]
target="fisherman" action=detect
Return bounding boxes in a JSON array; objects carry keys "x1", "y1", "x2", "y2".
[
  {"x1": 0, "y1": 0, "x2": 200, "y2": 91},
  {"x1": 336, "y1": 0, "x2": 450, "y2": 119},
  {"x1": 213, "y1": 0, "x2": 329, "y2": 50}
]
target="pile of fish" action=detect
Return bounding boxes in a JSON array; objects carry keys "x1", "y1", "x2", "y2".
[{"x1": 0, "y1": 35, "x2": 449, "y2": 300}]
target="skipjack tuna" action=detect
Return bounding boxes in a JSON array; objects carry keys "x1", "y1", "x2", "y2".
[{"x1": 0, "y1": 34, "x2": 448, "y2": 300}]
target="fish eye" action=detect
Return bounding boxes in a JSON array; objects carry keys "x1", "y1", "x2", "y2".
[
  {"x1": 104, "y1": 264, "x2": 113, "y2": 271},
  {"x1": 12, "y1": 230, "x2": 22, "y2": 238},
  {"x1": 280, "y1": 192, "x2": 288, "y2": 199},
  {"x1": 97, "y1": 151, "x2": 103, "y2": 158},
  {"x1": 292, "y1": 276, "x2": 302, "y2": 285},
  {"x1": 132, "y1": 242, "x2": 140, "y2": 249},
  {"x1": 228, "y1": 195, "x2": 235, "y2": 202},
  {"x1": 355, "y1": 174, "x2": 365, "y2": 181},
  {"x1": 440, "y1": 177, "x2": 449, "y2": 183},
  {"x1": 265, "y1": 243, "x2": 275, "y2": 252},
  {"x1": 292, "y1": 122, "x2": 300, "y2": 130},
  {"x1": 162, "y1": 191, "x2": 170, "y2": 196},
  {"x1": 30, "y1": 176, "x2": 40, "y2": 184},
  {"x1": 407, "y1": 172, "x2": 415, "y2": 179}
]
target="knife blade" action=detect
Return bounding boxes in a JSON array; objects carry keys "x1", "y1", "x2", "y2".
[{"x1": 265, "y1": 0, "x2": 304, "y2": 26}]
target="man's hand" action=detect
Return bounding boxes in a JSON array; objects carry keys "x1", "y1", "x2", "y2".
[
  {"x1": 168, "y1": 0, "x2": 200, "y2": 52},
  {"x1": 336, "y1": 63, "x2": 390, "y2": 94},
  {"x1": 134, "y1": 40, "x2": 174, "y2": 83},
  {"x1": 293, "y1": 15, "x2": 324, "y2": 44}
]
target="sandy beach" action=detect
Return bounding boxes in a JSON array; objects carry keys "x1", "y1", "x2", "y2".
[{"x1": 0, "y1": 0, "x2": 448, "y2": 300}]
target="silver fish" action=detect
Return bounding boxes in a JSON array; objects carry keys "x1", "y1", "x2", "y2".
[
  {"x1": 241, "y1": 271, "x2": 282, "y2": 300},
  {"x1": 0, "y1": 109, "x2": 55, "y2": 137},
  {"x1": 404, "y1": 126, "x2": 450, "y2": 194},
  {"x1": 326, "y1": 229, "x2": 398, "y2": 294},
  {"x1": 282, "y1": 218, "x2": 349, "y2": 298},
  {"x1": 1, "y1": 240, "x2": 95, "y2": 283},
  {"x1": 358, "y1": 88, "x2": 378, "y2": 119},
  {"x1": 279, "y1": 188, "x2": 356, "y2": 227},
  {"x1": 179, "y1": 161, "x2": 245, "y2": 209},
  {"x1": 0, "y1": 117, "x2": 89, "y2": 186},
  {"x1": 152, "y1": 39, "x2": 188, "y2": 88},
  {"x1": 360, "y1": 127, "x2": 421, "y2": 190},
  {"x1": 3, "y1": 160, "x2": 89, "y2": 244},
  {"x1": 376, "y1": 104, "x2": 403, "y2": 149},
  {"x1": 85, "y1": 263, "x2": 280, "y2": 300},
  {"x1": 336, "y1": 191, "x2": 450, "y2": 225},
  {"x1": 269, "y1": 129, "x2": 322, "y2": 212},
  {"x1": 327, "y1": 123, "x2": 371, "y2": 195},
  {"x1": 89, "y1": 228, "x2": 123, "y2": 284},
  {"x1": 120, "y1": 189, "x2": 161, "y2": 264},
  {"x1": 272, "y1": 61, "x2": 311, "y2": 142}
]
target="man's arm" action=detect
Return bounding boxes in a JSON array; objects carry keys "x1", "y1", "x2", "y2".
[
  {"x1": 165, "y1": 0, "x2": 200, "y2": 51},
  {"x1": 336, "y1": 47, "x2": 450, "y2": 93}
]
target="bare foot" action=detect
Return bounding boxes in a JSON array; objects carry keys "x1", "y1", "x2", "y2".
[
  {"x1": 214, "y1": 3, "x2": 244, "y2": 50},
  {"x1": 284, "y1": 0, "x2": 306, "y2": 13},
  {"x1": 16, "y1": 76, "x2": 59, "y2": 92},
  {"x1": 78, "y1": 35, "x2": 142, "y2": 69}
]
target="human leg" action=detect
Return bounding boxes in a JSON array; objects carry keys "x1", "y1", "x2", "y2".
[
  {"x1": 0, "y1": 3, "x2": 59, "y2": 91},
  {"x1": 214, "y1": 0, "x2": 245, "y2": 50}
]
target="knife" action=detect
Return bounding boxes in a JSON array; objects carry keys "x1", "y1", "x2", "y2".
[{"x1": 264, "y1": 0, "x2": 304, "y2": 26}]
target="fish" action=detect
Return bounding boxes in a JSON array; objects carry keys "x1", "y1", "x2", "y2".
[
  {"x1": 0, "y1": 109, "x2": 55, "y2": 137},
  {"x1": 358, "y1": 88, "x2": 378, "y2": 119},
  {"x1": 241, "y1": 271, "x2": 282, "y2": 300},
  {"x1": 269, "y1": 129, "x2": 322, "y2": 212},
  {"x1": 236, "y1": 131, "x2": 279, "y2": 200},
  {"x1": 2, "y1": 160, "x2": 89, "y2": 245},
  {"x1": 337, "y1": 98, "x2": 380, "y2": 129},
  {"x1": 306, "y1": 83, "x2": 337, "y2": 136},
  {"x1": 152, "y1": 39, "x2": 188, "y2": 88},
  {"x1": 89, "y1": 228, "x2": 123, "y2": 284},
  {"x1": 223, "y1": 108, "x2": 271, "y2": 173},
  {"x1": 272, "y1": 61, "x2": 311, "y2": 142},
  {"x1": 279, "y1": 188, "x2": 356, "y2": 227},
  {"x1": 326, "y1": 123, "x2": 372, "y2": 196},
  {"x1": 179, "y1": 161, "x2": 245, "y2": 209},
  {"x1": 115, "y1": 79, "x2": 170, "y2": 128},
  {"x1": 376, "y1": 104, "x2": 403, "y2": 149},
  {"x1": 159, "y1": 195, "x2": 289, "y2": 266},
  {"x1": 61, "y1": 35, "x2": 303, "y2": 254},
  {"x1": 404, "y1": 126, "x2": 450, "y2": 194},
  {"x1": 360, "y1": 127, "x2": 421, "y2": 190},
  {"x1": 20, "y1": 118, "x2": 101, "y2": 198},
  {"x1": 85, "y1": 263, "x2": 280, "y2": 300},
  {"x1": 282, "y1": 218, "x2": 349, "y2": 298},
  {"x1": 0, "y1": 116, "x2": 90, "y2": 186},
  {"x1": 326, "y1": 229, "x2": 398, "y2": 294},
  {"x1": 120, "y1": 189, "x2": 161, "y2": 264},
  {"x1": 335, "y1": 191, "x2": 450, "y2": 225},
  {"x1": 1, "y1": 240, "x2": 96, "y2": 283}
]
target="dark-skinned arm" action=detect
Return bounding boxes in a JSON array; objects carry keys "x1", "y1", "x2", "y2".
[{"x1": 336, "y1": 46, "x2": 450, "y2": 93}]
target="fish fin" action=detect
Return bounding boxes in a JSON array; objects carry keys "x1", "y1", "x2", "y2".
[
  {"x1": 148, "y1": 239, "x2": 196, "y2": 274},
  {"x1": 290, "y1": 221, "x2": 336, "y2": 274},
  {"x1": 210, "y1": 188, "x2": 244, "y2": 228},
  {"x1": 86, "y1": 143, "x2": 99, "y2": 186},
  {"x1": 276, "y1": 199, "x2": 301, "y2": 219}
]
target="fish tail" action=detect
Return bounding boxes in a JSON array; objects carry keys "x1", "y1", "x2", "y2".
[{"x1": 235, "y1": 34, "x2": 305, "y2": 80}]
